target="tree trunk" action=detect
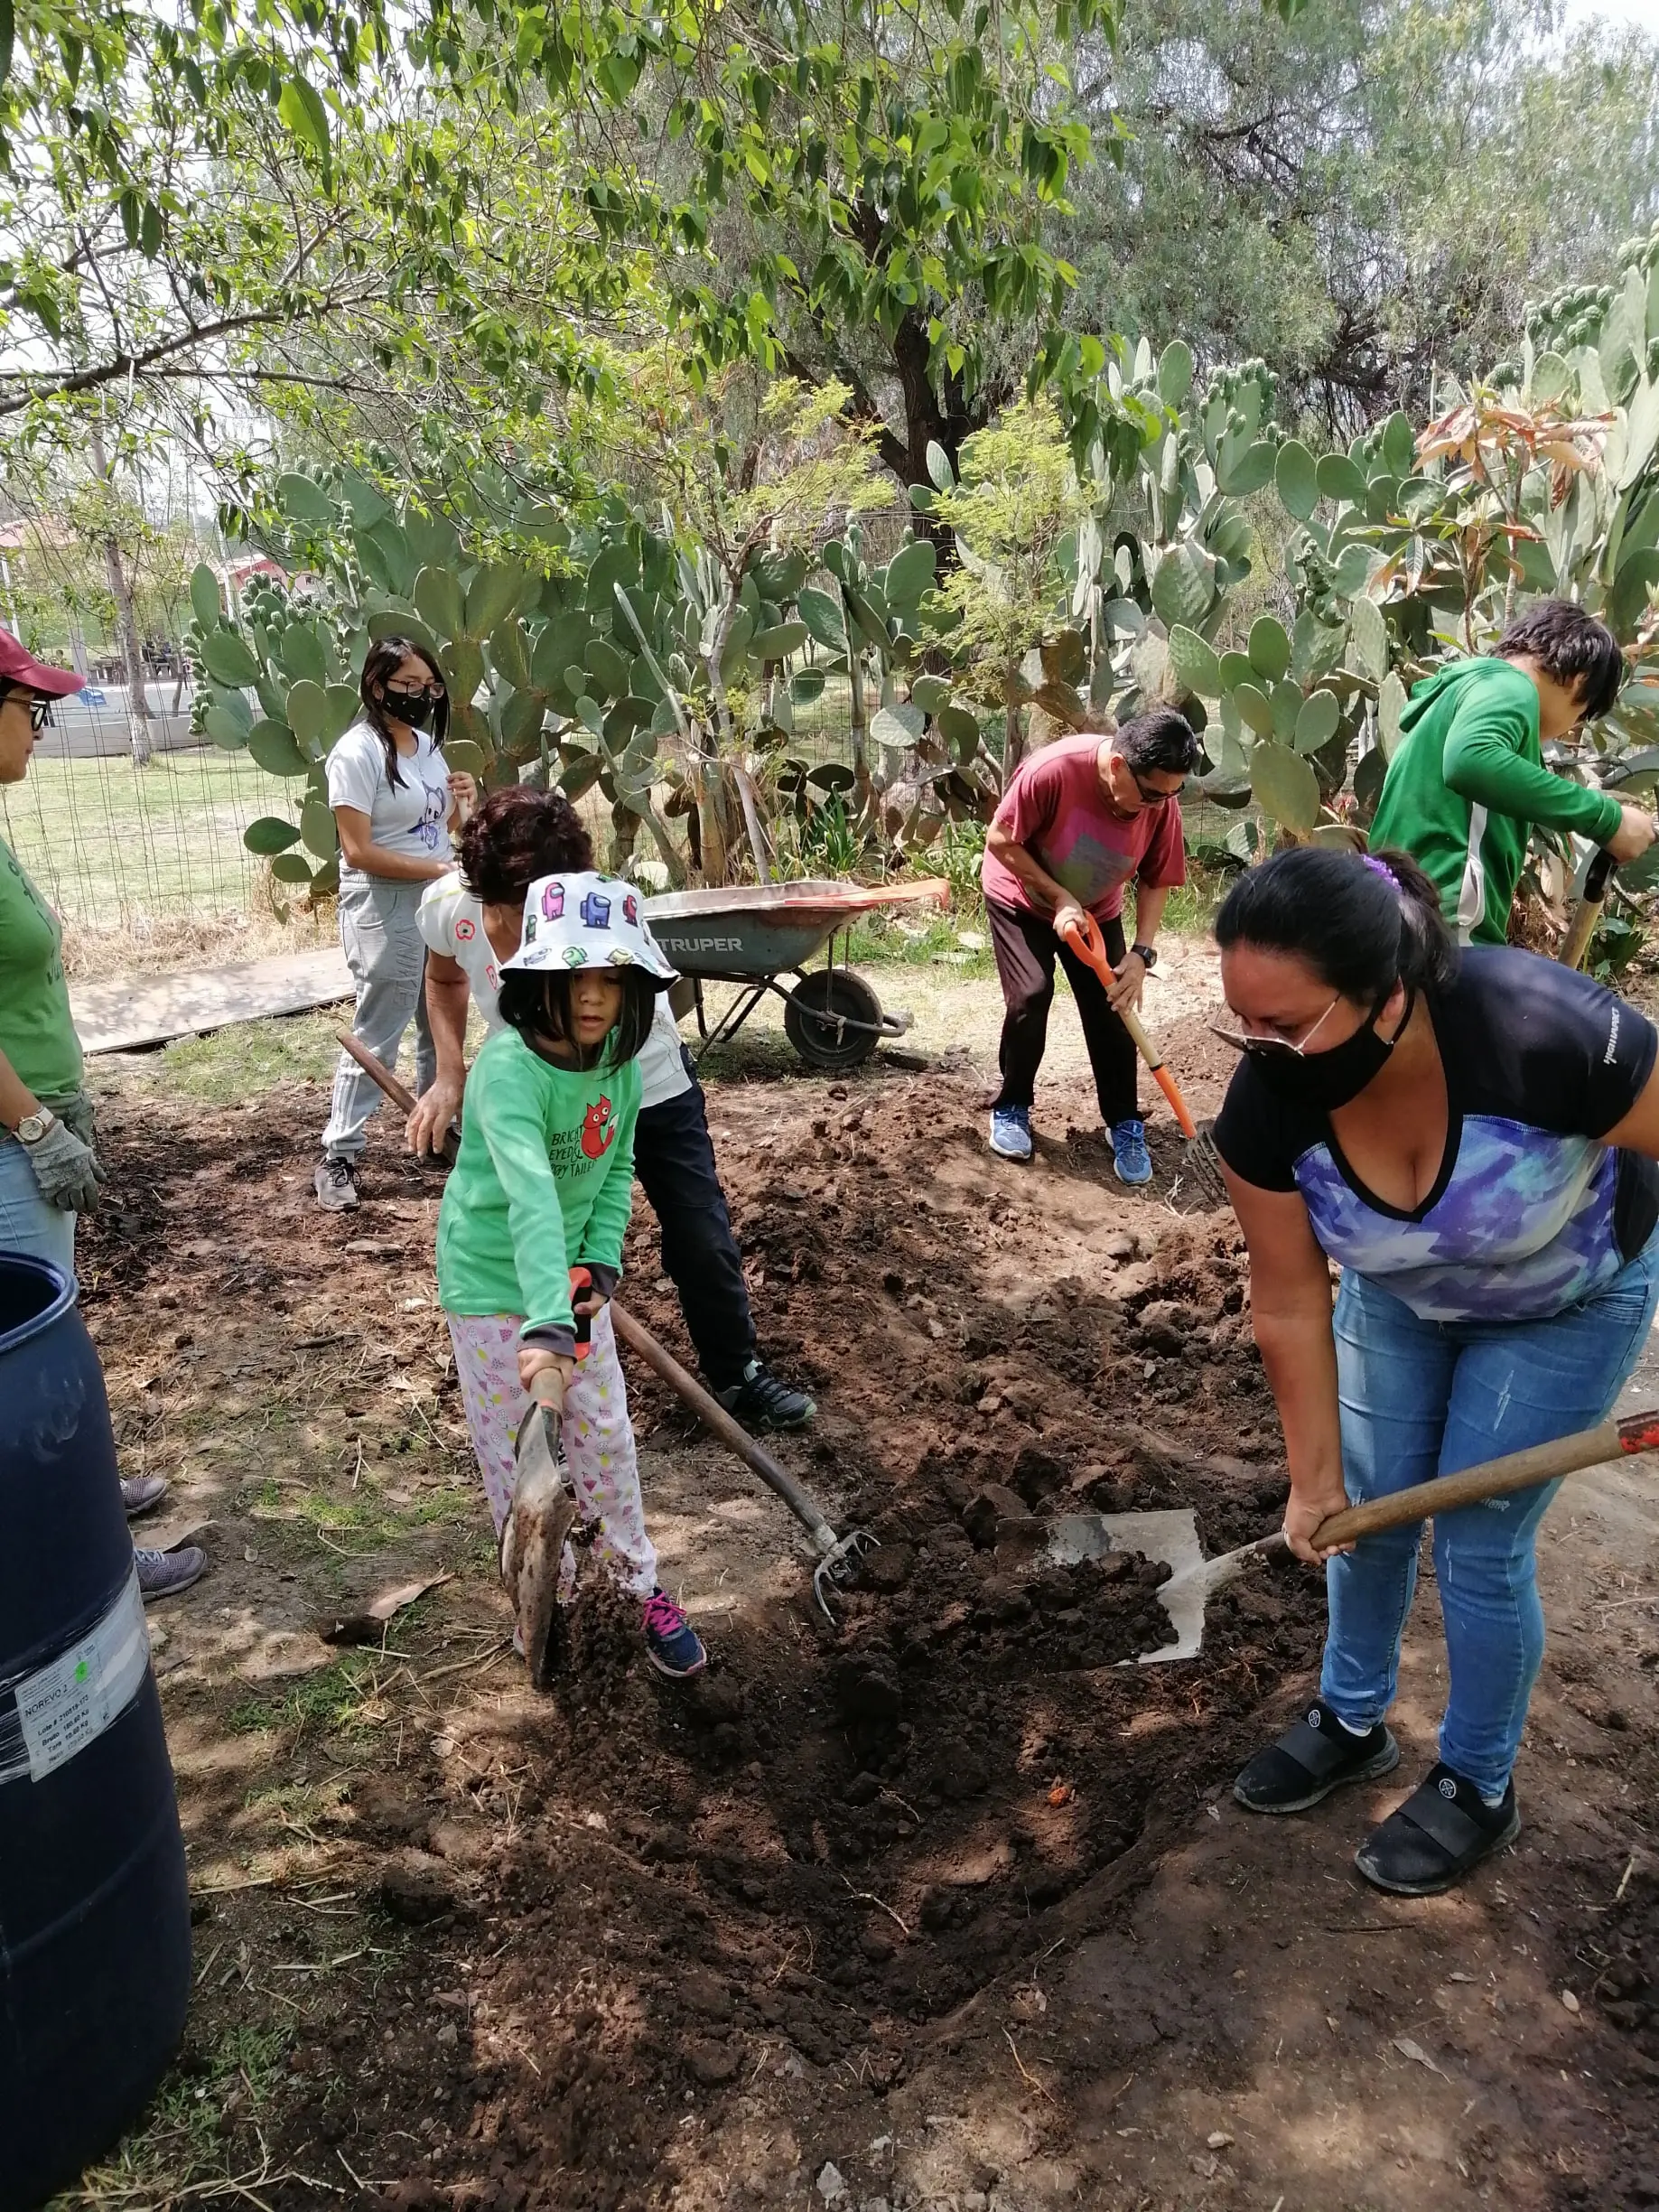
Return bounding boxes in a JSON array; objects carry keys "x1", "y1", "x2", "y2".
[{"x1": 89, "y1": 428, "x2": 153, "y2": 768}]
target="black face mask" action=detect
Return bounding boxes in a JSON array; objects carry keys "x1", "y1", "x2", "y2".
[
  {"x1": 380, "y1": 686, "x2": 443, "y2": 733},
  {"x1": 1244, "y1": 989, "x2": 1411, "y2": 1113}
]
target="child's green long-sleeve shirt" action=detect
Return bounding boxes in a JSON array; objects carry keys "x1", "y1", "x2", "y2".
[
  {"x1": 435, "y1": 1026, "x2": 639, "y2": 1346},
  {"x1": 1369, "y1": 656, "x2": 1620, "y2": 946}
]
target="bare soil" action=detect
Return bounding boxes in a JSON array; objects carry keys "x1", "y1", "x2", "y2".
[{"x1": 64, "y1": 999, "x2": 1659, "y2": 2211}]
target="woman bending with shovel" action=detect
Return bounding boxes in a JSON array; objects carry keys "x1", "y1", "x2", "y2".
[{"x1": 1211, "y1": 845, "x2": 1659, "y2": 1894}]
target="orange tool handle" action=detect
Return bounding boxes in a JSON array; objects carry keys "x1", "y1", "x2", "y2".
[{"x1": 1056, "y1": 910, "x2": 1198, "y2": 1141}]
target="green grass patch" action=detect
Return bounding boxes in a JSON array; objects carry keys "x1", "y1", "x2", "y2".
[
  {"x1": 49, "y1": 2021, "x2": 293, "y2": 2209},
  {"x1": 227, "y1": 1653, "x2": 390, "y2": 1739}
]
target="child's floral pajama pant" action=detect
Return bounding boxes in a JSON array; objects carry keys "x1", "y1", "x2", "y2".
[{"x1": 444, "y1": 1303, "x2": 657, "y2": 1598}]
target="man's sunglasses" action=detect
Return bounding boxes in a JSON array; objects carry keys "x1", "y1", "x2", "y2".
[
  {"x1": 1130, "y1": 770, "x2": 1186, "y2": 806},
  {"x1": 4, "y1": 686, "x2": 51, "y2": 733}
]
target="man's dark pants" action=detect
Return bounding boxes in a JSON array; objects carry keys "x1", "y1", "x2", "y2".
[
  {"x1": 985, "y1": 898, "x2": 1140, "y2": 1127},
  {"x1": 633, "y1": 1048, "x2": 757, "y2": 1391}
]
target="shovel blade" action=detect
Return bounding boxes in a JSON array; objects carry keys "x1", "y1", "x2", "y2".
[
  {"x1": 1044, "y1": 1509, "x2": 1211, "y2": 1664},
  {"x1": 503, "y1": 1406, "x2": 576, "y2": 1688}
]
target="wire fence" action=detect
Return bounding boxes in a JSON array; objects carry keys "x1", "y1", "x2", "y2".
[{"x1": 0, "y1": 687, "x2": 305, "y2": 972}]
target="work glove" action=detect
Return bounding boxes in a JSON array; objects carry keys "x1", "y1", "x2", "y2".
[
  {"x1": 25, "y1": 1115, "x2": 107, "y2": 1214},
  {"x1": 39, "y1": 1089, "x2": 97, "y2": 1148}
]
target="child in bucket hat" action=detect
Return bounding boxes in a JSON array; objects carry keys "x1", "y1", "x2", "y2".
[{"x1": 436, "y1": 872, "x2": 706, "y2": 1681}]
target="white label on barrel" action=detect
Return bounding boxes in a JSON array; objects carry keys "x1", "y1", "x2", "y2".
[{"x1": 12, "y1": 1570, "x2": 150, "y2": 1783}]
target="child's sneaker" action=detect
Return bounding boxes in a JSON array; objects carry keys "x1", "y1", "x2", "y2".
[{"x1": 642, "y1": 1588, "x2": 707, "y2": 1679}]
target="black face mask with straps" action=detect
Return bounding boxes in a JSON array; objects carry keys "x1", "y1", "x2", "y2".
[
  {"x1": 1244, "y1": 988, "x2": 1412, "y2": 1113},
  {"x1": 379, "y1": 686, "x2": 444, "y2": 734}
]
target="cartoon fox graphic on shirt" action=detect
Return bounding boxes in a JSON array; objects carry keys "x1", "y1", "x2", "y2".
[{"x1": 581, "y1": 1096, "x2": 616, "y2": 1159}]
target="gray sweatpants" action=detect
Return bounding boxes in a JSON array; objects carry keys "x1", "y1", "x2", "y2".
[{"x1": 321, "y1": 877, "x2": 436, "y2": 1161}]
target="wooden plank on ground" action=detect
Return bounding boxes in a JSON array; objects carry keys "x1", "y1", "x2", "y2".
[{"x1": 73, "y1": 948, "x2": 353, "y2": 1054}]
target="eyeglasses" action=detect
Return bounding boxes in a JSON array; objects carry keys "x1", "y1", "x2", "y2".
[
  {"x1": 3, "y1": 687, "x2": 51, "y2": 733},
  {"x1": 1209, "y1": 995, "x2": 1341, "y2": 1059},
  {"x1": 1130, "y1": 770, "x2": 1186, "y2": 807}
]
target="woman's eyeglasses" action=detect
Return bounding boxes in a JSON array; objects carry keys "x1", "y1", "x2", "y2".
[{"x1": 1209, "y1": 997, "x2": 1340, "y2": 1059}]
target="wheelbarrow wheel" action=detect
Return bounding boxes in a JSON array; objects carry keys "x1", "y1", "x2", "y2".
[{"x1": 784, "y1": 969, "x2": 883, "y2": 1070}]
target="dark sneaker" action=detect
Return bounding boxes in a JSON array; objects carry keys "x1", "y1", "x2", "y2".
[
  {"x1": 715, "y1": 1359, "x2": 816, "y2": 1431},
  {"x1": 642, "y1": 1589, "x2": 707, "y2": 1680},
  {"x1": 1356, "y1": 1764, "x2": 1520, "y2": 1897},
  {"x1": 1235, "y1": 1696, "x2": 1401, "y2": 1813},
  {"x1": 136, "y1": 1545, "x2": 207, "y2": 1601},
  {"x1": 1110, "y1": 1117, "x2": 1153, "y2": 1186},
  {"x1": 313, "y1": 1156, "x2": 360, "y2": 1211},
  {"x1": 121, "y1": 1474, "x2": 169, "y2": 1518}
]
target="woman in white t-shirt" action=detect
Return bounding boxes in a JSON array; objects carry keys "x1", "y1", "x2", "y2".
[
  {"x1": 409, "y1": 786, "x2": 815, "y2": 1432},
  {"x1": 314, "y1": 637, "x2": 476, "y2": 1210}
]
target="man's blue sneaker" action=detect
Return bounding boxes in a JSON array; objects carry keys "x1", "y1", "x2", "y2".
[
  {"x1": 1111, "y1": 1118, "x2": 1153, "y2": 1186},
  {"x1": 989, "y1": 1106, "x2": 1033, "y2": 1161},
  {"x1": 643, "y1": 1588, "x2": 707, "y2": 1680}
]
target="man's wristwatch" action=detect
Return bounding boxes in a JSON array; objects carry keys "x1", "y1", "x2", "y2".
[
  {"x1": 1130, "y1": 942, "x2": 1158, "y2": 971},
  {"x1": 14, "y1": 1108, "x2": 57, "y2": 1145}
]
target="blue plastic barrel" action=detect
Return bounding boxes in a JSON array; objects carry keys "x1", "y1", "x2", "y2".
[{"x1": 0, "y1": 1255, "x2": 191, "y2": 2212}]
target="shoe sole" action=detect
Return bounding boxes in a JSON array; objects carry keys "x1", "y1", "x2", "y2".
[
  {"x1": 1355, "y1": 1802, "x2": 1522, "y2": 1897},
  {"x1": 646, "y1": 1647, "x2": 707, "y2": 1681},
  {"x1": 989, "y1": 1140, "x2": 1033, "y2": 1162},
  {"x1": 1113, "y1": 1160, "x2": 1153, "y2": 1186},
  {"x1": 1235, "y1": 1732, "x2": 1401, "y2": 1815}
]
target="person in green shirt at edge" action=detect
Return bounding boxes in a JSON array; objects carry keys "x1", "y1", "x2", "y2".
[
  {"x1": 0, "y1": 628, "x2": 204, "y2": 1597},
  {"x1": 1369, "y1": 600, "x2": 1656, "y2": 945}
]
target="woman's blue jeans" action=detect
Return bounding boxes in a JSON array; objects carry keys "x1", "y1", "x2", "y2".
[
  {"x1": 1325, "y1": 1234, "x2": 1659, "y2": 1798},
  {"x1": 0, "y1": 1133, "x2": 75, "y2": 1278}
]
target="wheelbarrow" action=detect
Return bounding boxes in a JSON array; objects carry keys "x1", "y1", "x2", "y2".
[{"x1": 642, "y1": 878, "x2": 948, "y2": 1071}]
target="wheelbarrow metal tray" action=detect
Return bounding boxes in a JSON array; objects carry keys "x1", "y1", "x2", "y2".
[{"x1": 643, "y1": 878, "x2": 946, "y2": 979}]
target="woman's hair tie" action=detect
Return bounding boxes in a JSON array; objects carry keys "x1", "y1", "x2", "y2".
[{"x1": 1362, "y1": 854, "x2": 1400, "y2": 890}]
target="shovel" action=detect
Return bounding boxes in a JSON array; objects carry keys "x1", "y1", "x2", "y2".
[
  {"x1": 1052, "y1": 911, "x2": 1229, "y2": 1203},
  {"x1": 500, "y1": 1368, "x2": 578, "y2": 1686},
  {"x1": 339, "y1": 1030, "x2": 877, "y2": 1619},
  {"x1": 1043, "y1": 1404, "x2": 1659, "y2": 1664}
]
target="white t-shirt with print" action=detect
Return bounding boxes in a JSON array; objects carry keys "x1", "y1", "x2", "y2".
[
  {"x1": 417, "y1": 872, "x2": 691, "y2": 1112},
  {"x1": 326, "y1": 722, "x2": 452, "y2": 886}
]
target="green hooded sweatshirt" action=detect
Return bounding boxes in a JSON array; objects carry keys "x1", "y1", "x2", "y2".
[{"x1": 1367, "y1": 656, "x2": 1619, "y2": 946}]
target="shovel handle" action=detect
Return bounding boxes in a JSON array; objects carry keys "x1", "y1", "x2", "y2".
[
  {"x1": 1057, "y1": 912, "x2": 1198, "y2": 1139},
  {"x1": 1560, "y1": 846, "x2": 1618, "y2": 972},
  {"x1": 337, "y1": 1030, "x2": 460, "y2": 1163},
  {"x1": 606, "y1": 1302, "x2": 842, "y2": 1556},
  {"x1": 1310, "y1": 1405, "x2": 1659, "y2": 1547}
]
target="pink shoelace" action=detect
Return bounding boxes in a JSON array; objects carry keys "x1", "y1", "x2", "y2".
[{"x1": 642, "y1": 1589, "x2": 689, "y2": 1638}]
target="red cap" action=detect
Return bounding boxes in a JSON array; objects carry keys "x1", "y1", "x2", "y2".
[{"x1": 0, "y1": 626, "x2": 86, "y2": 698}]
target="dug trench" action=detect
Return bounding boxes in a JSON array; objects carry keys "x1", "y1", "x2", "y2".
[{"x1": 71, "y1": 1034, "x2": 1659, "y2": 2210}]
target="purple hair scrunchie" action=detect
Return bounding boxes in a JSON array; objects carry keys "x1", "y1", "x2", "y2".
[{"x1": 1362, "y1": 854, "x2": 1400, "y2": 890}]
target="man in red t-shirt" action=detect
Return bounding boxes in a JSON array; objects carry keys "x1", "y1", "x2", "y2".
[{"x1": 980, "y1": 708, "x2": 1199, "y2": 1180}]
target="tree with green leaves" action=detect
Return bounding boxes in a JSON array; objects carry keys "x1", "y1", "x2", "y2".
[{"x1": 1060, "y1": 0, "x2": 1659, "y2": 432}]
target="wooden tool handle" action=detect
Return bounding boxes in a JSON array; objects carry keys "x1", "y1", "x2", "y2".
[
  {"x1": 337, "y1": 1029, "x2": 459, "y2": 1162},
  {"x1": 1058, "y1": 919, "x2": 1201, "y2": 1140},
  {"x1": 1560, "y1": 847, "x2": 1618, "y2": 971},
  {"x1": 607, "y1": 1303, "x2": 840, "y2": 1553},
  {"x1": 1312, "y1": 1405, "x2": 1659, "y2": 1546}
]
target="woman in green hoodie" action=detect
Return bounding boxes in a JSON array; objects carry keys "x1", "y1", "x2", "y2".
[{"x1": 1369, "y1": 601, "x2": 1654, "y2": 944}]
